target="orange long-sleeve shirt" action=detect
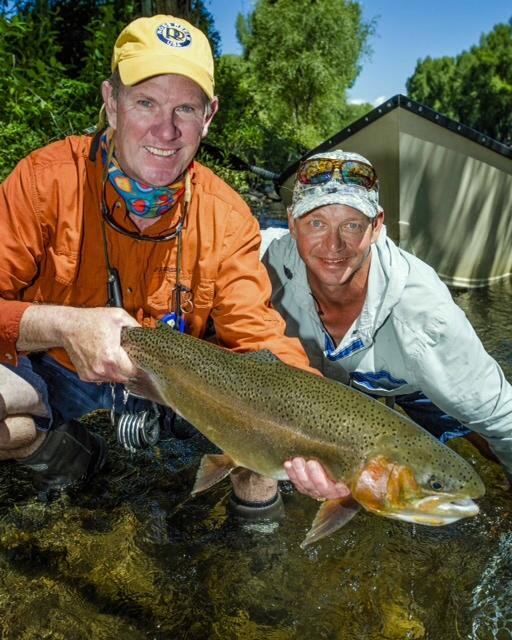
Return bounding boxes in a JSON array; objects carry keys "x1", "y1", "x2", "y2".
[{"x1": 0, "y1": 134, "x2": 314, "y2": 373}]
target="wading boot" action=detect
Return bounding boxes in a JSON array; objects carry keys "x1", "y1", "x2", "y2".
[
  {"x1": 18, "y1": 420, "x2": 107, "y2": 498},
  {"x1": 228, "y1": 491, "x2": 285, "y2": 521},
  {"x1": 161, "y1": 410, "x2": 199, "y2": 440},
  {"x1": 229, "y1": 468, "x2": 284, "y2": 522}
]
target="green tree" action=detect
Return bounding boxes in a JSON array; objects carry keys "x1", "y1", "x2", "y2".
[
  {"x1": 406, "y1": 19, "x2": 512, "y2": 144},
  {"x1": 12, "y1": 0, "x2": 219, "y2": 72},
  {"x1": 405, "y1": 56, "x2": 459, "y2": 120},
  {"x1": 456, "y1": 22, "x2": 512, "y2": 143},
  {"x1": 81, "y1": 3, "x2": 137, "y2": 94},
  {"x1": 0, "y1": 9, "x2": 95, "y2": 179},
  {"x1": 234, "y1": 0, "x2": 373, "y2": 162},
  {"x1": 344, "y1": 100, "x2": 374, "y2": 124}
]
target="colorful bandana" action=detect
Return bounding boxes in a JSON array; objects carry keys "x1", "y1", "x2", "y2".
[{"x1": 100, "y1": 132, "x2": 185, "y2": 219}]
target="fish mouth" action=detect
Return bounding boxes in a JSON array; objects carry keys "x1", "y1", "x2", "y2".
[{"x1": 383, "y1": 496, "x2": 480, "y2": 526}]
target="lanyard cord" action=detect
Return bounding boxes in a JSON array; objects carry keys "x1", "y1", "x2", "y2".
[
  {"x1": 100, "y1": 204, "x2": 124, "y2": 308},
  {"x1": 173, "y1": 172, "x2": 192, "y2": 326}
]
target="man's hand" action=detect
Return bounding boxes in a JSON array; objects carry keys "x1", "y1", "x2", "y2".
[
  {"x1": 18, "y1": 305, "x2": 140, "y2": 384},
  {"x1": 62, "y1": 307, "x2": 140, "y2": 383},
  {"x1": 284, "y1": 457, "x2": 351, "y2": 500}
]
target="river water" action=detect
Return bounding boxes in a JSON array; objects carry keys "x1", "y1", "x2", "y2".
[{"x1": 0, "y1": 282, "x2": 512, "y2": 639}]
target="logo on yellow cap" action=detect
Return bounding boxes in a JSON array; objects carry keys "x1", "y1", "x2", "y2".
[{"x1": 156, "y1": 22, "x2": 192, "y2": 48}]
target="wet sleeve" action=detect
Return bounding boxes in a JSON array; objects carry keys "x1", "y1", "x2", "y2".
[
  {"x1": 211, "y1": 212, "x2": 319, "y2": 374},
  {"x1": 0, "y1": 157, "x2": 44, "y2": 364},
  {"x1": 410, "y1": 304, "x2": 512, "y2": 474}
]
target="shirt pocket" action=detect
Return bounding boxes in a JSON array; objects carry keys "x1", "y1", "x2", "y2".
[
  {"x1": 145, "y1": 268, "x2": 176, "y2": 318},
  {"x1": 193, "y1": 280, "x2": 214, "y2": 308}
]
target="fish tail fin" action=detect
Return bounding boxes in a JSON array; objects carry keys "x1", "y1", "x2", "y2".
[
  {"x1": 300, "y1": 497, "x2": 360, "y2": 548},
  {"x1": 192, "y1": 453, "x2": 237, "y2": 495}
]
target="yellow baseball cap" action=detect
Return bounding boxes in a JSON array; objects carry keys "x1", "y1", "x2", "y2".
[{"x1": 112, "y1": 15, "x2": 215, "y2": 99}]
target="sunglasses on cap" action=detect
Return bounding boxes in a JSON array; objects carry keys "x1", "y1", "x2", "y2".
[{"x1": 298, "y1": 158, "x2": 378, "y2": 191}]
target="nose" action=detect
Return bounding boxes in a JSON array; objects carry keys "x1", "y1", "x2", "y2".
[
  {"x1": 323, "y1": 226, "x2": 345, "y2": 251},
  {"x1": 151, "y1": 110, "x2": 181, "y2": 140}
]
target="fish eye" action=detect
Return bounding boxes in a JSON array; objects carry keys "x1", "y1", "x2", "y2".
[{"x1": 429, "y1": 477, "x2": 444, "y2": 491}]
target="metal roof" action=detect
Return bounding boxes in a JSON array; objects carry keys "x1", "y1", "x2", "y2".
[{"x1": 278, "y1": 94, "x2": 512, "y2": 187}]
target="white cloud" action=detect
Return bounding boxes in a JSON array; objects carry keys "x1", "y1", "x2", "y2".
[
  {"x1": 372, "y1": 95, "x2": 388, "y2": 107},
  {"x1": 348, "y1": 95, "x2": 389, "y2": 107}
]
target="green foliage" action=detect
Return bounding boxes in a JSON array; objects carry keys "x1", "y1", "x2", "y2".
[
  {"x1": 196, "y1": 146, "x2": 253, "y2": 195},
  {"x1": 234, "y1": 0, "x2": 373, "y2": 159},
  {"x1": 0, "y1": 10, "x2": 98, "y2": 180},
  {"x1": 81, "y1": 3, "x2": 137, "y2": 92},
  {"x1": 406, "y1": 19, "x2": 512, "y2": 145},
  {"x1": 344, "y1": 101, "x2": 374, "y2": 125},
  {"x1": 406, "y1": 56, "x2": 459, "y2": 119},
  {"x1": 208, "y1": 54, "x2": 293, "y2": 169},
  {"x1": 208, "y1": 0, "x2": 373, "y2": 173}
]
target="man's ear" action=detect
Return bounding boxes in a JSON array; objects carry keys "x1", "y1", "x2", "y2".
[
  {"x1": 371, "y1": 210, "x2": 385, "y2": 243},
  {"x1": 101, "y1": 80, "x2": 118, "y2": 130},
  {"x1": 287, "y1": 209, "x2": 297, "y2": 239},
  {"x1": 201, "y1": 97, "x2": 219, "y2": 138}
]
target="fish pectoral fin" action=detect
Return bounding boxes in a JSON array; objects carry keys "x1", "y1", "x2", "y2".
[
  {"x1": 192, "y1": 453, "x2": 238, "y2": 495},
  {"x1": 300, "y1": 497, "x2": 360, "y2": 548}
]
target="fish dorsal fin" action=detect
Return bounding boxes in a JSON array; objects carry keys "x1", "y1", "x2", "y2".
[
  {"x1": 243, "y1": 349, "x2": 280, "y2": 363},
  {"x1": 300, "y1": 497, "x2": 360, "y2": 548},
  {"x1": 192, "y1": 453, "x2": 238, "y2": 495}
]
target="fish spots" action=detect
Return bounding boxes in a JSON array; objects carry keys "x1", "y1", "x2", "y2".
[{"x1": 121, "y1": 325, "x2": 485, "y2": 506}]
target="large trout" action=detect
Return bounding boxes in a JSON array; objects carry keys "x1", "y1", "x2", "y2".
[{"x1": 121, "y1": 324, "x2": 485, "y2": 546}]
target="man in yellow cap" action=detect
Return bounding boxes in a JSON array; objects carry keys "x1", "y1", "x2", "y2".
[{"x1": 0, "y1": 15, "x2": 314, "y2": 513}]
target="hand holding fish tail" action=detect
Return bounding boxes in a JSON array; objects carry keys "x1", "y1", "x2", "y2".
[{"x1": 285, "y1": 458, "x2": 351, "y2": 501}]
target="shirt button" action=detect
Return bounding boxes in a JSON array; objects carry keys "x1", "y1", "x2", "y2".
[
  {"x1": 5, "y1": 353, "x2": 13, "y2": 360},
  {"x1": 127, "y1": 287, "x2": 133, "y2": 294}
]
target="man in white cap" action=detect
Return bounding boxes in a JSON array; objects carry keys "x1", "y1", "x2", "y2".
[
  {"x1": 0, "y1": 15, "x2": 313, "y2": 511},
  {"x1": 263, "y1": 150, "x2": 512, "y2": 499}
]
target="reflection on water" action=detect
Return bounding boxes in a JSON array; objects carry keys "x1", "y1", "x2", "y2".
[{"x1": 1, "y1": 283, "x2": 512, "y2": 639}]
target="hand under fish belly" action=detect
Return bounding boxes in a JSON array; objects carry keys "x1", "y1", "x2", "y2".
[{"x1": 122, "y1": 324, "x2": 485, "y2": 547}]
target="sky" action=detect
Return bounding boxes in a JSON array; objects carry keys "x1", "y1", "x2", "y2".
[{"x1": 207, "y1": 0, "x2": 512, "y2": 106}]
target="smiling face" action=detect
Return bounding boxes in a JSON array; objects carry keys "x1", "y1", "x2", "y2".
[
  {"x1": 289, "y1": 204, "x2": 384, "y2": 290},
  {"x1": 102, "y1": 73, "x2": 218, "y2": 186}
]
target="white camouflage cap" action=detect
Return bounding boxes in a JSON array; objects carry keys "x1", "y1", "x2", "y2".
[{"x1": 290, "y1": 149, "x2": 383, "y2": 219}]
